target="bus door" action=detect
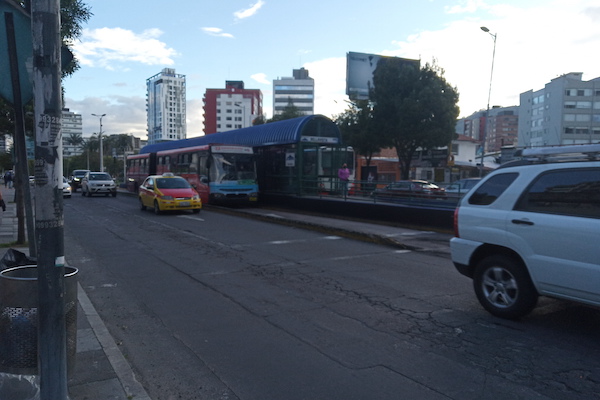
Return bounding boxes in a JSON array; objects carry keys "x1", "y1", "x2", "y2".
[
  {"x1": 194, "y1": 152, "x2": 210, "y2": 204},
  {"x1": 301, "y1": 145, "x2": 319, "y2": 195}
]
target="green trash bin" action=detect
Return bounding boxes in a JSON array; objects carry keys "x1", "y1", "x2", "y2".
[{"x1": 0, "y1": 265, "x2": 78, "y2": 375}]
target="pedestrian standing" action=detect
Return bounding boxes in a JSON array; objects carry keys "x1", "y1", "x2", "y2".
[{"x1": 338, "y1": 163, "x2": 350, "y2": 198}]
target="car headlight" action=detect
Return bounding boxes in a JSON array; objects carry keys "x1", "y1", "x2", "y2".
[{"x1": 192, "y1": 194, "x2": 200, "y2": 200}]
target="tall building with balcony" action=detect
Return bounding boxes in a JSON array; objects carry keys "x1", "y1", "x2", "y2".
[
  {"x1": 203, "y1": 81, "x2": 263, "y2": 134},
  {"x1": 519, "y1": 72, "x2": 600, "y2": 147},
  {"x1": 146, "y1": 68, "x2": 186, "y2": 145},
  {"x1": 62, "y1": 108, "x2": 83, "y2": 157},
  {"x1": 273, "y1": 68, "x2": 314, "y2": 116}
]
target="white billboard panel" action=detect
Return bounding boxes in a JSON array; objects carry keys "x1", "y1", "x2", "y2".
[{"x1": 346, "y1": 52, "x2": 419, "y2": 100}]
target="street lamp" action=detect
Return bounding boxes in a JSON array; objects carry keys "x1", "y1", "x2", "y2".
[
  {"x1": 92, "y1": 113, "x2": 106, "y2": 172},
  {"x1": 479, "y1": 26, "x2": 496, "y2": 177}
]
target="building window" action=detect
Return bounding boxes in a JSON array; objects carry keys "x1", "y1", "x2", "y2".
[{"x1": 576, "y1": 101, "x2": 592, "y2": 109}]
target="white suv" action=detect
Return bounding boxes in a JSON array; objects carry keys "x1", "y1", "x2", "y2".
[
  {"x1": 81, "y1": 172, "x2": 117, "y2": 197},
  {"x1": 450, "y1": 145, "x2": 600, "y2": 319}
]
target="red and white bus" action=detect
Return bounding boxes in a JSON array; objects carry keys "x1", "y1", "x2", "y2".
[{"x1": 127, "y1": 144, "x2": 258, "y2": 205}]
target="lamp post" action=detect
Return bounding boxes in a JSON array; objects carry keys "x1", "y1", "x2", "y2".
[
  {"x1": 92, "y1": 113, "x2": 106, "y2": 172},
  {"x1": 479, "y1": 26, "x2": 496, "y2": 177}
]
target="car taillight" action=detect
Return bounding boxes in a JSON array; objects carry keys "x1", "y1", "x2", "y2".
[{"x1": 453, "y1": 207, "x2": 460, "y2": 237}]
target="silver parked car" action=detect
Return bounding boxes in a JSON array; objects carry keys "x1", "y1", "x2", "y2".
[
  {"x1": 444, "y1": 178, "x2": 481, "y2": 197},
  {"x1": 81, "y1": 172, "x2": 117, "y2": 197}
]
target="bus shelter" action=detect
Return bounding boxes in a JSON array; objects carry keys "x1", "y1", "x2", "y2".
[{"x1": 143, "y1": 115, "x2": 352, "y2": 196}]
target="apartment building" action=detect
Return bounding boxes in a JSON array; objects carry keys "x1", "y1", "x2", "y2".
[
  {"x1": 146, "y1": 68, "x2": 186, "y2": 145},
  {"x1": 519, "y1": 72, "x2": 600, "y2": 147},
  {"x1": 62, "y1": 108, "x2": 83, "y2": 157},
  {"x1": 203, "y1": 81, "x2": 263, "y2": 134},
  {"x1": 273, "y1": 68, "x2": 314, "y2": 116}
]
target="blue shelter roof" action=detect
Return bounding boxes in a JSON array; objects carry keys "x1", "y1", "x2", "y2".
[{"x1": 140, "y1": 115, "x2": 340, "y2": 154}]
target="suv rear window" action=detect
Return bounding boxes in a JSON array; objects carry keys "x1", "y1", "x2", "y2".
[
  {"x1": 468, "y1": 173, "x2": 518, "y2": 205},
  {"x1": 515, "y1": 168, "x2": 600, "y2": 218}
]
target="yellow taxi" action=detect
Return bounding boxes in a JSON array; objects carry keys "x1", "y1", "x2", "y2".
[{"x1": 138, "y1": 173, "x2": 202, "y2": 214}]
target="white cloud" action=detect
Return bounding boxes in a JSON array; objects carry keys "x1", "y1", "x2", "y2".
[
  {"x1": 251, "y1": 73, "x2": 270, "y2": 85},
  {"x1": 65, "y1": 95, "x2": 147, "y2": 138},
  {"x1": 384, "y1": 0, "x2": 600, "y2": 117},
  {"x1": 201, "y1": 27, "x2": 234, "y2": 38},
  {"x1": 234, "y1": 1, "x2": 266, "y2": 20},
  {"x1": 303, "y1": 58, "x2": 348, "y2": 119},
  {"x1": 186, "y1": 99, "x2": 205, "y2": 138},
  {"x1": 445, "y1": 0, "x2": 490, "y2": 14},
  {"x1": 72, "y1": 28, "x2": 178, "y2": 70},
  {"x1": 294, "y1": 1, "x2": 600, "y2": 122}
]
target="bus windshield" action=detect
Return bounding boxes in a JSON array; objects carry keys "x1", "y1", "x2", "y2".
[{"x1": 211, "y1": 153, "x2": 256, "y2": 183}]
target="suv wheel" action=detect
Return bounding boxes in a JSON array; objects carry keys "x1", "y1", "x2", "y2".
[{"x1": 473, "y1": 254, "x2": 538, "y2": 319}]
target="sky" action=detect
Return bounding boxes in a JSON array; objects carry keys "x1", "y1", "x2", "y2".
[{"x1": 62, "y1": 0, "x2": 600, "y2": 139}]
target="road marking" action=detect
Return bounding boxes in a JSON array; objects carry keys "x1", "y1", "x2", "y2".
[{"x1": 178, "y1": 215, "x2": 205, "y2": 221}]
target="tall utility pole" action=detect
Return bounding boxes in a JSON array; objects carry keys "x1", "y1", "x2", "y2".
[
  {"x1": 31, "y1": 1, "x2": 68, "y2": 399},
  {"x1": 479, "y1": 26, "x2": 497, "y2": 178},
  {"x1": 92, "y1": 113, "x2": 106, "y2": 171}
]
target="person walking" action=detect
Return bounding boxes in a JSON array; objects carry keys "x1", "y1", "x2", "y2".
[
  {"x1": 338, "y1": 163, "x2": 350, "y2": 198},
  {"x1": 3, "y1": 171, "x2": 12, "y2": 189}
]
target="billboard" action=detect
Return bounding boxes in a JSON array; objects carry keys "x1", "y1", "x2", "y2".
[{"x1": 346, "y1": 52, "x2": 420, "y2": 100}]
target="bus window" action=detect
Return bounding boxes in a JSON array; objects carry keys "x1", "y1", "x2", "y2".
[{"x1": 190, "y1": 153, "x2": 198, "y2": 173}]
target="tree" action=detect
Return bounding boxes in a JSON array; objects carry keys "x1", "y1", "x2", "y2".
[
  {"x1": 104, "y1": 134, "x2": 132, "y2": 178},
  {"x1": 371, "y1": 59, "x2": 459, "y2": 179},
  {"x1": 269, "y1": 98, "x2": 305, "y2": 122},
  {"x1": 59, "y1": 0, "x2": 92, "y2": 75},
  {"x1": 65, "y1": 131, "x2": 84, "y2": 148},
  {"x1": 253, "y1": 114, "x2": 266, "y2": 126},
  {"x1": 0, "y1": 0, "x2": 92, "y2": 130},
  {"x1": 335, "y1": 100, "x2": 384, "y2": 169}
]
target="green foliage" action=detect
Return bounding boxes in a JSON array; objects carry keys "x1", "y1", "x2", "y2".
[
  {"x1": 268, "y1": 98, "x2": 305, "y2": 122},
  {"x1": 59, "y1": 0, "x2": 93, "y2": 76},
  {"x1": 253, "y1": 114, "x2": 266, "y2": 125},
  {"x1": 0, "y1": 0, "x2": 91, "y2": 134},
  {"x1": 334, "y1": 100, "x2": 384, "y2": 167},
  {"x1": 371, "y1": 59, "x2": 459, "y2": 179},
  {"x1": 0, "y1": 152, "x2": 14, "y2": 171}
]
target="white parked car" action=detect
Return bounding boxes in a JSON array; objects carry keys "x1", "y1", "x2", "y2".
[
  {"x1": 62, "y1": 177, "x2": 72, "y2": 198},
  {"x1": 450, "y1": 144, "x2": 600, "y2": 319},
  {"x1": 81, "y1": 172, "x2": 117, "y2": 197}
]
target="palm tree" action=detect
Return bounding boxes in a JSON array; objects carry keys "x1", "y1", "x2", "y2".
[
  {"x1": 104, "y1": 134, "x2": 133, "y2": 179},
  {"x1": 65, "y1": 132, "x2": 84, "y2": 148}
]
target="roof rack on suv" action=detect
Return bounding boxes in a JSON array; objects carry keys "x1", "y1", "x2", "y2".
[
  {"x1": 498, "y1": 144, "x2": 600, "y2": 169},
  {"x1": 515, "y1": 144, "x2": 600, "y2": 163}
]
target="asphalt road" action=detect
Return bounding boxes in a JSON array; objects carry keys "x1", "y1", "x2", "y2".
[{"x1": 63, "y1": 193, "x2": 600, "y2": 400}]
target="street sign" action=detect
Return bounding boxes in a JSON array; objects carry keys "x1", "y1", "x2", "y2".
[{"x1": 0, "y1": 0, "x2": 33, "y2": 106}]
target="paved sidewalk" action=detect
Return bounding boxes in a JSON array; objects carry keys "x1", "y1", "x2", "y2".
[{"x1": 0, "y1": 186, "x2": 151, "y2": 400}]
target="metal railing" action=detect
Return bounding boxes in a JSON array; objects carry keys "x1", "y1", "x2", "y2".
[{"x1": 299, "y1": 178, "x2": 462, "y2": 208}]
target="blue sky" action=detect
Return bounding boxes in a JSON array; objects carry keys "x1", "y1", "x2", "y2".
[{"x1": 63, "y1": 0, "x2": 600, "y2": 139}]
